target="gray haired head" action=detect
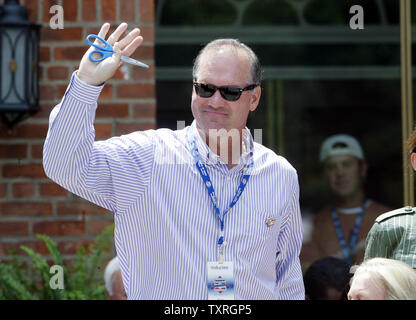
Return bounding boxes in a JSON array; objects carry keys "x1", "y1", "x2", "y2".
[{"x1": 192, "y1": 39, "x2": 262, "y2": 86}]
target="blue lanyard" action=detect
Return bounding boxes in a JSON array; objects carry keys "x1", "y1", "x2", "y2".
[
  {"x1": 187, "y1": 128, "x2": 254, "y2": 250},
  {"x1": 330, "y1": 200, "x2": 369, "y2": 264}
]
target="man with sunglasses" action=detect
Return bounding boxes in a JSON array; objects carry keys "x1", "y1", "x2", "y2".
[{"x1": 43, "y1": 22, "x2": 304, "y2": 299}]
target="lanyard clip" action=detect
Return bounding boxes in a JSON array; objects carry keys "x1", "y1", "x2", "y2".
[
  {"x1": 218, "y1": 243, "x2": 224, "y2": 264},
  {"x1": 218, "y1": 230, "x2": 224, "y2": 245},
  {"x1": 218, "y1": 230, "x2": 225, "y2": 263}
]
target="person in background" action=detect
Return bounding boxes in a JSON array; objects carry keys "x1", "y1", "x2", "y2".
[
  {"x1": 104, "y1": 256, "x2": 127, "y2": 300},
  {"x1": 364, "y1": 128, "x2": 416, "y2": 270},
  {"x1": 301, "y1": 134, "x2": 392, "y2": 268},
  {"x1": 348, "y1": 257, "x2": 416, "y2": 300},
  {"x1": 303, "y1": 256, "x2": 352, "y2": 300}
]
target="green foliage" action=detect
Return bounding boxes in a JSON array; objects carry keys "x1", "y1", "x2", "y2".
[{"x1": 0, "y1": 224, "x2": 114, "y2": 300}]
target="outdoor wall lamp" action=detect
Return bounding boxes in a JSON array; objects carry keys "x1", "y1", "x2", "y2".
[{"x1": 0, "y1": 0, "x2": 40, "y2": 129}]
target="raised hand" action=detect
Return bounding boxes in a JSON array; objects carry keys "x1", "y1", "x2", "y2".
[{"x1": 78, "y1": 22, "x2": 143, "y2": 86}]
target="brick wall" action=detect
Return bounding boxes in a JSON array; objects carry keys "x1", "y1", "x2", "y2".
[{"x1": 0, "y1": 0, "x2": 155, "y2": 261}]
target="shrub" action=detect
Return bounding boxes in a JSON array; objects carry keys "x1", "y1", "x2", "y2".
[{"x1": 0, "y1": 224, "x2": 114, "y2": 300}]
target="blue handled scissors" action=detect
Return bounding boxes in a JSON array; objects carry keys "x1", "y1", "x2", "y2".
[{"x1": 86, "y1": 34, "x2": 149, "y2": 69}]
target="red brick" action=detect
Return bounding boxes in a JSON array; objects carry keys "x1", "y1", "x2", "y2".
[
  {"x1": 57, "y1": 201, "x2": 111, "y2": 216},
  {"x1": 0, "y1": 144, "x2": 27, "y2": 159},
  {"x1": 63, "y1": 0, "x2": 78, "y2": 21},
  {"x1": 33, "y1": 105, "x2": 54, "y2": 119},
  {"x1": 117, "y1": 84, "x2": 155, "y2": 99},
  {"x1": 85, "y1": 25, "x2": 122, "y2": 38},
  {"x1": 130, "y1": 45, "x2": 154, "y2": 61},
  {"x1": 82, "y1": 0, "x2": 96, "y2": 21},
  {"x1": 85, "y1": 27, "x2": 102, "y2": 37},
  {"x1": 57, "y1": 85, "x2": 68, "y2": 98},
  {"x1": 88, "y1": 220, "x2": 114, "y2": 235},
  {"x1": 140, "y1": 26, "x2": 154, "y2": 43},
  {"x1": 113, "y1": 68, "x2": 125, "y2": 80},
  {"x1": 12, "y1": 182, "x2": 35, "y2": 198},
  {"x1": 0, "y1": 222, "x2": 29, "y2": 236},
  {"x1": 132, "y1": 103, "x2": 156, "y2": 118},
  {"x1": 39, "y1": 85, "x2": 55, "y2": 100},
  {"x1": 95, "y1": 123, "x2": 112, "y2": 138},
  {"x1": 140, "y1": 0, "x2": 155, "y2": 23},
  {"x1": 120, "y1": 0, "x2": 135, "y2": 22},
  {"x1": 58, "y1": 240, "x2": 93, "y2": 254},
  {"x1": 85, "y1": 25, "x2": 100, "y2": 38},
  {"x1": 33, "y1": 221, "x2": 86, "y2": 236},
  {"x1": 96, "y1": 103, "x2": 129, "y2": 118},
  {"x1": 43, "y1": 0, "x2": 59, "y2": 23},
  {"x1": 54, "y1": 46, "x2": 86, "y2": 61},
  {"x1": 25, "y1": 0, "x2": 39, "y2": 22},
  {"x1": 100, "y1": 84, "x2": 113, "y2": 99},
  {"x1": 41, "y1": 27, "x2": 83, "y2": 42},
  {"x1": 47, "y1": 66, "x2": 69, "y2": 80},
  {"x1": 102, "y1": 0, "x2": 116, "y2": 21},
  {"x1": 131, "y1": 64, "x2": 155, "y2": 81},
  {"x1": 0, "y1": 183, "x2": 7, "y2": 198},
  {"x1": 2, "y1": 164, "x2": 46, "y2": 179},
  {"x1": 0, "y1": 241, "x2": 48, "y2": 257},
  {"x1": 39, "y1": 47, "x2": 50, "y2": 62},
  {"x1": 0, "y1": 202, "x2": 52, "y2": 217},
  {"x1": 38, "y1": 65, "x2": 44, "y2": 81},
  {"x1": 115, "y1": 122, "x2": 155, "y2": 136},
  {"x1": 0, "y1": 123, "x2": 49, "y2": 139},
  {"x1": 31, "y1": 143, "x2": 44, "y2": 159},
  {"x1": 39, "y1": 183, "x2": 67, "y2": 197}
]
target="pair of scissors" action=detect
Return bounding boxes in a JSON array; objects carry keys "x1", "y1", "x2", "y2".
[{"x1": 86, "y1": 34, "x2": 149, "y2": 69}]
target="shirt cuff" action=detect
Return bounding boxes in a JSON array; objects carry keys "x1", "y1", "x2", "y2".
[{"x1": 65, "y1": 71, "x2": 105, "y2": 105}]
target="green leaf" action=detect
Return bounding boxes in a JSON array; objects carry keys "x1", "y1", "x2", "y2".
[{"x1": 0, "y1": 223, "x2": 114, "y2": 300}]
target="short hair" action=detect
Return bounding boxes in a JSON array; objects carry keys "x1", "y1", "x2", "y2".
[
  {"x1": 303, "y1": 256, "x2": 352, "y2": 300},
  {"x1": 406, "y1": 128, "x2": 416, "y2": 154},
  {"x1": 192, "y1": 38, "x2": 262, "y2": 85},
  {"x1": 104, "y1": 256, "x2": 120, "y2": 296},
  {"x1": 350, "y1": 258, "x2": 416, "y2": 300}
]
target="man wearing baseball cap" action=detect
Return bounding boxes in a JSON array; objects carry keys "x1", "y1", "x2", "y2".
[{"x1": 301, "y1": 134, "x2": 392, "y2": 269}]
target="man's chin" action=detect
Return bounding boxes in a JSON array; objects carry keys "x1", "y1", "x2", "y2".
[
  {"x1": 333, "y1": 191, "x2": 355, "y2": 200},
  {"x1": 197, "y1": 121, "x2": 228, "y2": 133}
]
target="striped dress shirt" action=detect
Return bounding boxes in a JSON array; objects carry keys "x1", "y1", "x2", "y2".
[{"x1": 43, "y1": 72, "x2": 305, "y2": 300}]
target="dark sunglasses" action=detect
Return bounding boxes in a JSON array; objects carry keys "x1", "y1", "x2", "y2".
[{"x1": 193, "y1": 82, "x2": 258, "y2": 101}]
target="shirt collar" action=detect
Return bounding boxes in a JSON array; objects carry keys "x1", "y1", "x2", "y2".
[{"x1": 190, "y1": 120, "x2": 253, "y2": 167}]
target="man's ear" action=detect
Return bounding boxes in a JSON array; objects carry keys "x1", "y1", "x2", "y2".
[
  {"x1": 411, "y1": 152, "x2": 416, "y2": 171},
  {"x1": 249, "y1": 86, "x2": 261, "y2": 112}
]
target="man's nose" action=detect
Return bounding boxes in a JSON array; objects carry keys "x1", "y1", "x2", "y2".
[
  {"x1": 208, "y1": 89, "x2": 226, "y2": 107},
  {"x1": 335, "y1": 165, "x2": 345, "y2": 176}
]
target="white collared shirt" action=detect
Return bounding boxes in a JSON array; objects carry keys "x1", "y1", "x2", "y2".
[{"x1": 43, "y1": 72, "x2": 305, "y2": 300}]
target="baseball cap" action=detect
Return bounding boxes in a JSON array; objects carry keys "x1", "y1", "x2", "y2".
[{"x1": 320, "y1": 134, "x2": 365, "y2": 162}]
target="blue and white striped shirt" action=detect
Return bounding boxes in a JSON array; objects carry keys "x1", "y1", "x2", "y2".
[{"x1": 43, "y1": 72, "x2": 305, "y2": 300}]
